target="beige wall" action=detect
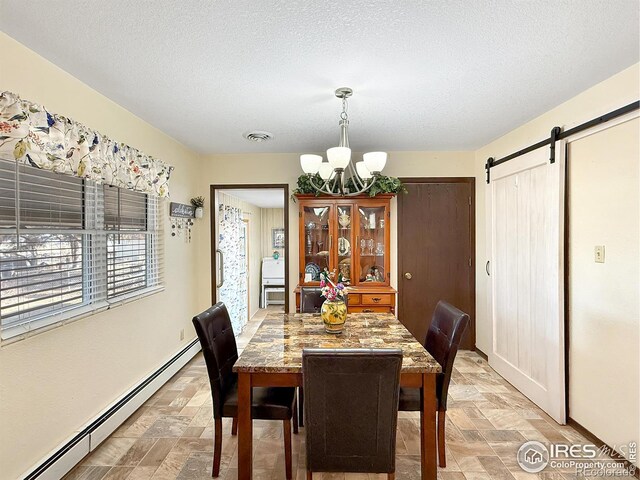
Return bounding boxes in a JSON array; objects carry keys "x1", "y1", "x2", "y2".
[
  {"x1": 567, "y1": 117, "x2": 639, "y2": 457},
  {"x1": 195, "y1": 152, "x2": 476, "y2": 313},
  {"x1": 0, "y1": 33, "x2": 204, "y2": 479},
  {"x1": 261, "y1": 208, "x2": 285, "y2": 305},
  {"x1": 261, "y1": 208, "x2": 285, "y2": 259},
  {"x1": 474, "y1": 63, "x2": 639, "y2": 453},
  {"x1": 218, "y1": 191, "x2": 263, "y2": 318}
]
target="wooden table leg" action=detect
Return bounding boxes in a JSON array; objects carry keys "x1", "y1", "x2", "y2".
[
  {"x1": 238, "y1": 372, "x2": 253, "y2": 480},
  {"x1": 298, "y1": 386, "x2": 304, "y2": 427},
  {"x1": 420, "y1": 373, "x2": 437, "y2": 480}
]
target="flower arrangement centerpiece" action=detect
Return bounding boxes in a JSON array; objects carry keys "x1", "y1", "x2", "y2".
[{"x1": 319, "y1": 268, "x2": 348, "y2": 333}]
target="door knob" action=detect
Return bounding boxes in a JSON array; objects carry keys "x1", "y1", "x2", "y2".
[{"x1": 404, "y1": 272, "x2": 412, "y2": 280}]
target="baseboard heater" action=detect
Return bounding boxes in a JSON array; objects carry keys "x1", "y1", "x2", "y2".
[{"x1": 22, "y1": 338, "x2": 201, "y2": 480}]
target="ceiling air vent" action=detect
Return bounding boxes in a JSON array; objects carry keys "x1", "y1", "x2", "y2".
[{"x1": 243, "y1": 131, "x2": 274, "y2": 142}]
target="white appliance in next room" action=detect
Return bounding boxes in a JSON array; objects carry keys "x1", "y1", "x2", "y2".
[{"x1": 261, "y1": 257, "x2": 285, "y2": 307}]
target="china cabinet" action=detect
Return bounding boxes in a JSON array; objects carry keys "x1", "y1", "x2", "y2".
[{"x1": 294, "y1": 194, "x2": 396, "y2": 313}]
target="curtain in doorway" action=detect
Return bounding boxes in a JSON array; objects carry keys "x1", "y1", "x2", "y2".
[{"x1": 218, "y1": 203, "x2": 248, "y2": 335}]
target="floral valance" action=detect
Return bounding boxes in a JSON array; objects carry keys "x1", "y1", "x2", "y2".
[{"x1": 0, "y1": 91, "x2": 173, "y2": 197}]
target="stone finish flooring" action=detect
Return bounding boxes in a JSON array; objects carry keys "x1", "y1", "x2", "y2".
[{"x1": 65, "y1": 308, "x2": 627, "y2": 480}]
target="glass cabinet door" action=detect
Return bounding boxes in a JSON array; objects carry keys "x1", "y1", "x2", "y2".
[
  {"x1": 302, "y1": 204, "x2": 332, "y2": 282},
  {"x1": 335, "y1": 204, "x2": 354, "y2": 285},
  {"x1": 356, "y1": 205, "x2": 387, "y2": 284}
]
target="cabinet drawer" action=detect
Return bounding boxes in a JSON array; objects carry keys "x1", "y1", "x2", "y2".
[
  {"x1": 348, "y1": 294, "x2": 361, "y2": 305},
  {"x1": 348, "y1": 306, "x2": 391, "y2": 314},
  {"x1": 362, "y1": 294, "x2": 392, "y2": 305}
]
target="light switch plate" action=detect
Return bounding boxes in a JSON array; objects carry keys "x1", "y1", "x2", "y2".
[{"x1": 595, "y1": 245, "x2": 605, "y2": 263}]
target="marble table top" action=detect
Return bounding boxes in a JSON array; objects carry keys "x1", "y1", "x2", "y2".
[{"x1": 233, "y1": 312, "x2": 442, "y2": 374}]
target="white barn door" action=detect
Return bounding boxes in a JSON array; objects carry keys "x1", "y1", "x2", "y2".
[{"x1": 489, "y1": 145, "x2": 566, "y2": 424}]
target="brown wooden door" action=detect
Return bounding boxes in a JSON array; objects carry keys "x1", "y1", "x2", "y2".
[{"x1": 398, "y1": 178, "x2": 475, "y2": 349}]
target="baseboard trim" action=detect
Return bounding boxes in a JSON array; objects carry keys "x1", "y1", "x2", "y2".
[
  {"x1": 22, "y1": 338, "x2": 201, "y2": 480},
  {"x1": 474, "y1": 346, "x2": 488, "y2": 361},
  {"x1": 567, "y1": 418, "x2": 638, "y2": 478}
]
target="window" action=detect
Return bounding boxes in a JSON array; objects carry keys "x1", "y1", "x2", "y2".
[
  {"x1": 104, "y1": 186, "x2": 148, "y2": 298},
  {"x1": 0, "y1": 158, "x2": 164, "y2": 338}
]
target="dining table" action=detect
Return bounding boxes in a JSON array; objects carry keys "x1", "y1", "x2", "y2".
[{"x1": 233, "y1": 311, "x2": 442, "y2": 480}]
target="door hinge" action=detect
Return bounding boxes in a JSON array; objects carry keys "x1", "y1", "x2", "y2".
[
  {"x1": 468, "y1": 257, "x2": 472, "y2": 267},
  {"x1": 299, "y1": 212, "x2": 302, "y2": 218},
  {"x1": 468, "y1": 196, "x2": 472, "y2": 206}
]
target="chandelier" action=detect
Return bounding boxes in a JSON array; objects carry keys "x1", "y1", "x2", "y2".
[{"x1": 299, "y1": 87, "x2": 387, "y2": 196}]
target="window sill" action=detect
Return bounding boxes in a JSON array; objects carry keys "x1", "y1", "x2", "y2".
[
  {"x1": 0, "y1": 285, "x2": 165, "y2": 345},
  {"x1": 106, "y1": 285, "x2": 166, "y2": 309}
]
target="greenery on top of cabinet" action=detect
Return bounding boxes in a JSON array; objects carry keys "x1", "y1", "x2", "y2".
[{"x1": 292, "y1": 174, "x2": 406, "y2": 200}]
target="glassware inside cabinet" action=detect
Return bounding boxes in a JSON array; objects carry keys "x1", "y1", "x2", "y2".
[
  {"x1": 336, "y1": 205, "x2": 352, "y2": 284},
  {"x1": 303, "y1": 205, "x2": 330, "y2": 282},
  {"x1": 357, "y1": 206, "x2": 386, "y2": 283}
]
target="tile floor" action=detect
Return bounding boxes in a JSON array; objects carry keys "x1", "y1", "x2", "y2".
[{"x1": 64, "y1": 308, "x2": 627, "y2": 480}]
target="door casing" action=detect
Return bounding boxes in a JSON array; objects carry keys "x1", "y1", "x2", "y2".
[{"x1": 210, "y1": 184, "x2": 290, "y2": 313}]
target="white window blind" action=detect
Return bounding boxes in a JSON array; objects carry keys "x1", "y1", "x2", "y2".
[
  {"x1": 0, "y1": 158, "x2": 164, "y2": 339},
  {"x1": 103, "y1": 185, "x2": 164, "y2": 299}
]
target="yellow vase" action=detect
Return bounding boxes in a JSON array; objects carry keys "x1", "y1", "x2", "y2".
[{"x1": 321, "y1": 299, "x2": 347, "y2": 334}]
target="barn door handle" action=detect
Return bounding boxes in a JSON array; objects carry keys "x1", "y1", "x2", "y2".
[
  {"x1": 216, "y1": 249, "x2": 224, "y2": 287},
  {"x1": 485, "y1": 260, "x2": 490, "y2": 276}
]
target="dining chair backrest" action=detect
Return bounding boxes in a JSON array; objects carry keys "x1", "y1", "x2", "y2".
[
  {"x1": 425, "y1": 300, "x2": 470, "y2": 410},
  {"x1": 300, "y1": 287, "x2": 324, "y2": 313},
  {"x1": 302, "y1": 348, "x2": 402, "y2": 474},
  {"x1": 300, "y1": 287, "x2": 348, "y2": 313},
  {"x1": 192, "y1": 302, "x2": 238, "y2": 418}
]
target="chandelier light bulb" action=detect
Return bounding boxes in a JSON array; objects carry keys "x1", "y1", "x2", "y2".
[
  {"x1": 356, "y1": 161, "x2": 372, "y2": 180},
  {"x1": 327, "y1": 147, "x2": 351, "y2": 170},
  {"x1": 300, "y1": 154, "x2": 322, "y2": 174},
  {"x1": 318, "y1": 162, "x2": 334, "y2": 180},
  {"x1": 363, "y1": 151, "x2": 387, "y2": 174}
]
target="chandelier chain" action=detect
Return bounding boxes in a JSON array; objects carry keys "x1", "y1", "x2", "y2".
[{"x1": 340, "y1": 97, "x2": 349, "y2": 121}]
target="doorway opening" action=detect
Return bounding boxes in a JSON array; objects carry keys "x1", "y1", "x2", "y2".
[{"x1": 210, "y1": 184, "x2": 289, "y2": 336}]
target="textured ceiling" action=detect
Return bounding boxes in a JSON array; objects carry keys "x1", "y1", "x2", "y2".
[{"x1": 1, "y1": 1, "x2": 638, "y2": 154}]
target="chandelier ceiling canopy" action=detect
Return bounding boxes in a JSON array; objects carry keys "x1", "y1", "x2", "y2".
[{"x1": 299, "y1": 87, "x2": 387, "y2": 196}]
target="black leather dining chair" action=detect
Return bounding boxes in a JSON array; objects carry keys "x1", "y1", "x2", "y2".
[
  {"x1": 398, "y1": 300, "x2": 469, "y2": 468},
  {"x1": 300, "y1": 287, "x2": 324, "y2": 313},
  {"x1": 300, "y1": 286, "x2": 348, "y2": 313},
  {"x1": 192, "y1": 303, "x2": 298, "y2": 478},
  {"x1": 302, "y1": 348, "x2": 403, "y2": 480}
]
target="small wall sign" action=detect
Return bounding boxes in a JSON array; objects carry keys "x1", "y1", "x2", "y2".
[{"x1": 170, "y1": 202, "x2": 195, "y2": 218}]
